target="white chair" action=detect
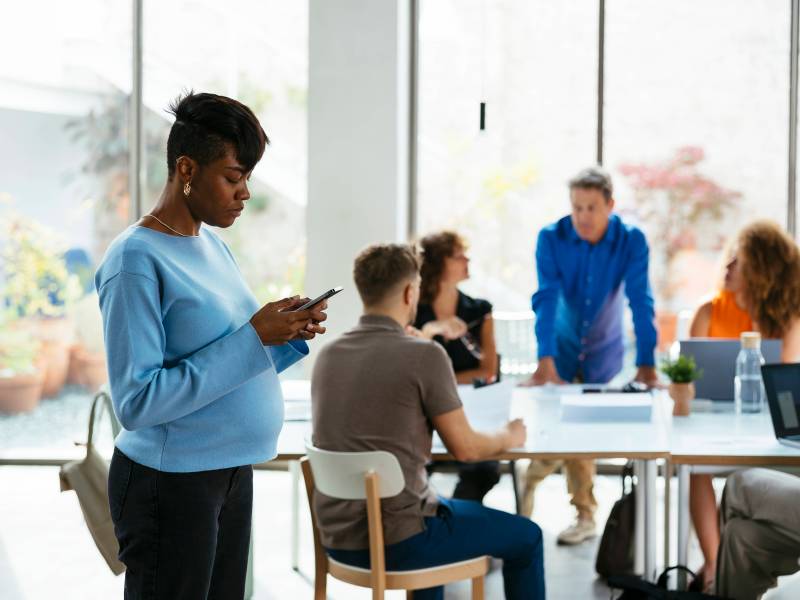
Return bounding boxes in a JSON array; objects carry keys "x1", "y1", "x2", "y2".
[{"x1": 302, "y1": 444, "x2": 489, "y2": 599}]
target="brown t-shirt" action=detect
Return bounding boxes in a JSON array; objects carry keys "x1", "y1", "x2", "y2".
[{"x1": 311, "y1": 314, "x2": 462, "y2": 550}]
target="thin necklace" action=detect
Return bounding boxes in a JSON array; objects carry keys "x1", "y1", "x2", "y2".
[{"x1": 145, "y1": 214, "x2": 197, "y2": 237}]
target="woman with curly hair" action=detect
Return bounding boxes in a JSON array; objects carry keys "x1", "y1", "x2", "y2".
[
  {"x1": 688, "y1": 219, "x2": 800, "y2": 591},
  {"x1": 412, "y1": 231, "x2": 501, "y2": 502},
  {"x1": 414, "y1": 231, "x2": 498, "y2": 384}
]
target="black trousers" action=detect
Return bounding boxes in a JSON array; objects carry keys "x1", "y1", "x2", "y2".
[{"x1": 108, "y1": 448, "x2": 253, "y2": 600}]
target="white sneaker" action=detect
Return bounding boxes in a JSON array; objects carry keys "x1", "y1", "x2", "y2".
[{"x1": 556, "y1": 518, "x2": 597, "y2": 545}]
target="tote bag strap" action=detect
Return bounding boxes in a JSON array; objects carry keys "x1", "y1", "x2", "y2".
[
  {"x1": 96, "y1": 388, "x2": 120, "y2": 438},
  {"x1": 84, "y1": 392, "x2": 106, "y2": 452},
  {"x1": 85, "y1": 387, "x2": 120, "y2": 451}
]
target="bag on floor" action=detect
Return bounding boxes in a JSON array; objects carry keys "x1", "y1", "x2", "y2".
[
  {"x1": 596, "y1": 461, "x2": 636, "y2": 577},
  {"x1": 608, "y1": 566, "x2": 728, "y2": 599},
  {"x1": 59, "y1": 390, "x2": 125, "y2": 575}
]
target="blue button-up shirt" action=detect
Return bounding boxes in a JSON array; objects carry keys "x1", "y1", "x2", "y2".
[{"x1": 532, "y1": 214, "x2": 657, "y2": 384}]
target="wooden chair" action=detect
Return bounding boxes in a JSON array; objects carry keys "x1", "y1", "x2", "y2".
[{"x1": 302, "y1": 444, "x2": 489, "y2": 600}]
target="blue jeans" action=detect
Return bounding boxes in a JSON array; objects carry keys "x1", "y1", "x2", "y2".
[{"x1": 327, "y1": 498, "x2": 545, "y2": 600}]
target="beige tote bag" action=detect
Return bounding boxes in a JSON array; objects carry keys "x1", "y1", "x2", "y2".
[{"x1": 59, "y1": 390, "x2": 125, "y2": 575}]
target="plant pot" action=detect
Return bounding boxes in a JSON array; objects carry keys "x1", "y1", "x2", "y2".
[
  {"x1": 68, "y1": 345, "x2": 108, "y2": 392},
  {"x1": 16, "y1": 316, "x2": 75, "y2": 398},
  {"x1": 67, "y1": 344, "x2": 82, "y2": 385},
  {"x1": 38, "y1": 338, "x2": 71, "y2": 398},
  {"x1": 669, "y1": 382, "x2": 695, "y2": 417},
  {"x1": 0, "y1": 371, "x2": 44, "y2": 413}
]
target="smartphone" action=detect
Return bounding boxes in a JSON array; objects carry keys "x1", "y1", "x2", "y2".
[{"x1": 292, "y1": 287, "x2": 343, "y2": 311}]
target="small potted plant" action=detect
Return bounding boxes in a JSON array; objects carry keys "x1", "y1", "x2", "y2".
[
  {"x1": 1, "y1": 211, "x2": 82, "y2": 398},
  {"x1": 661, "y1": 354, "x2": 702, "y2": 416},
  {"x1": 0, "y1": 326, "x2": 43, "y2": 413}
]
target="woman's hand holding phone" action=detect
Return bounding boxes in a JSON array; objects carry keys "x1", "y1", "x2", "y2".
[{"x1": 250, "y1": 296, "x2": 328, "y2": 345}]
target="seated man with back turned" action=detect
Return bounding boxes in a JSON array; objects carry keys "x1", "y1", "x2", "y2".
[{"x1": 311, "y1": 243, "x2": 545, "y2": 600}]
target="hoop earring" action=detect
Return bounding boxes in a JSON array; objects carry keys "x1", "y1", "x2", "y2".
[{"x1": 183, "y1": 182, "x2": 191, "y2": 197}]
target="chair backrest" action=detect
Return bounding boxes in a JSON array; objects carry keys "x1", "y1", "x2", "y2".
[{"x1": 305, "y1": 443, "x2": 405, "y2": 500}]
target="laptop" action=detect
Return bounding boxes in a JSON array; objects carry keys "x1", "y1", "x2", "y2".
[
  {"x1": 762, "y1": 363, "x2": 800, "y2": 449},
  {"x1": 679, "y1": 338, "x2": 782, "y2": 402}
]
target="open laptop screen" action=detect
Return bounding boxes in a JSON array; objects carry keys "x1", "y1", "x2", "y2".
[
  {"x1": 762, "y1": 363, "x2": 800, "y2": 438},
  {"x1": 680, "y1": 339, "x2": 782, "y2": 401}
]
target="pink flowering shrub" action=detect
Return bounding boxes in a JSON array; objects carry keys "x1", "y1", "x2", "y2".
[{"x1": 618, "y1": 146, "x2": 742, "y2": 305}]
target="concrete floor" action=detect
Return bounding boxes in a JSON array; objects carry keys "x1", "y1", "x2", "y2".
[{"x1": 2, "y1": 464, "x2": 800, "y2": 599}]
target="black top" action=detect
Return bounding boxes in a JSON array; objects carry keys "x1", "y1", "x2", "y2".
[{"x1": 414, "y1": 291, "x2": 492, "y2": 373}]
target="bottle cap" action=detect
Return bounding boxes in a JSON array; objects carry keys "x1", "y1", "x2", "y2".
[{"x1": 740, "y1": 331, "x2": 762, "y2": 349}]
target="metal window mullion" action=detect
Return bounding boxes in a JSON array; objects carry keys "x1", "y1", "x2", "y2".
[
  {"x1": 130, "y1": 0, "x2": 143, "y2": 221},
  {"x1": 789, "y1": 0, "x2": 799, "y2": 235},
  {"x1": 408, "y1": 0, "x2": 420, "y2": 240}
]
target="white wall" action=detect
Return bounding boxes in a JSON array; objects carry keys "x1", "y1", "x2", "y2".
[{"x1": 306, "y1": 0, "x2": 411, "y2": 344}]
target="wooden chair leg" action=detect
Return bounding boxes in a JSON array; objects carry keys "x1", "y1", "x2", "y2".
[
  {"x1": 372, "y1": 585, "x2": 384, "y2": 600},
  {"x1": 471, "y1": 575, "x2": 485, "y2": 600},
  {"x1": 314, "y1": 571, "x2": 326, "y2": 600},
  {"x1": 406, "y1": 591, "x2": 414, "y2": 600},
  {"x1": 509, "y1": 459, "x2": 522, "y2": 514}
]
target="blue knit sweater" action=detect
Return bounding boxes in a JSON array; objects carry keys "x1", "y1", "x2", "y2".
[{"x1": 95, "y1": 225, "x2": 307, "y2": 472}]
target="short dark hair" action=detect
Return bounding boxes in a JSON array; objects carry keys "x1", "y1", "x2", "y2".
[
  {"x1": 353, "y1": 244, "x2": 420, "y2": 307},
  {"x1": 166, "y1": 92, "x2": 269, "y2": 177},
  {"x1": 568, "y1": 166, "x2": 613, "y2": 201},
  {"x1": 419, "y1": 230, "x2": 466, "y2": 303}
]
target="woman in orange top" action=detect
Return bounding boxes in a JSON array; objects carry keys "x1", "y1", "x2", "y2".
[{"x1": 688, "y1": 221, "x2": 800, "y2": 591}]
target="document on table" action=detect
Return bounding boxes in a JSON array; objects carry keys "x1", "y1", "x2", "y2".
[
  {"x1": 432, "y1": 380, "x2": 514, "y2": 451},
  {"x1": 559, "y1": 392, "x2": 653, "y2": 423}
]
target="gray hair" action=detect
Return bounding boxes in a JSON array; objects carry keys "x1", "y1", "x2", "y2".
[{"x1": 568, "y1": 166, "x2": 613, "y2": 201}]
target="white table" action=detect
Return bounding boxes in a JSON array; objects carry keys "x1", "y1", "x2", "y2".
[
  {"x1": 273, "y1": 384, "x2": 672, "y2": 581},
  {"x1": 669, "y1": 409, "x2": 800, "y2": 576}
]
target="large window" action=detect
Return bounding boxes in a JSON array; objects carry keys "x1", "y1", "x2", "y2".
[
  {"x1": 0, "y1": 1, "x2": 309, "y2": 459},
  {"x1": 605, "y1": 0, "x2": 790, "y2": 313},
  {"x1": 417, "y1": 0, "x2": 795, "y2": 355},
  {"x1": 417, "y1": 0, "x2": 598, "y2": 311},
  {"x1": 0, "y1": 0, "x2": 132, "y2": 458}
]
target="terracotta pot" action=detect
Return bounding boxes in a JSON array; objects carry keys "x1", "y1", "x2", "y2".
[
  {"x1": 38, "y1": 338, "x2": 71, "y2": 398},
  {"x1": 16, "y1": 317, "x2": 75, "y2": 398},
  {"x1": 0, "y1": 371, "x2": 44, "y2": 413},
  {"x1": 67, "y1": 344, "x2": 82, "y2": 385},
  {"x1": 669, "y1": 382, "x2": 695, "y2": 417},
  {"x1": 70, "y1": 346, "x2": 108, "y2": 392}
]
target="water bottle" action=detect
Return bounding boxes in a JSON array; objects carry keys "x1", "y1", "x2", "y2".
[{"x1": 734, "y1": 332, "x2": 765, "y2": 414}]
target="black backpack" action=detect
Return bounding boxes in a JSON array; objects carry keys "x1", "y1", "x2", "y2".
[
  {"x1": 608, "y1": 566, "x2": 729, "y2": 599},
  {"x1": 596, "y1": 462, "x2": 636, "y2": 578}
]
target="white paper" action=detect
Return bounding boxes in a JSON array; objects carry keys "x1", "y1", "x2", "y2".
[
  {"x1": 433, "y1": 380, "x2": 514, "y2": 450},
  {"x1": 559, "y1": 392, "x2": 653, "y2": 423}
]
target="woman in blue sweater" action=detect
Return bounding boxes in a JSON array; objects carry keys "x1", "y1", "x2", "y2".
[{"x1": 96, "y1": 92, "x2": 327, "y2": 599}]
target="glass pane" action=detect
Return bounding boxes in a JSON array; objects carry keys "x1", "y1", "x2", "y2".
[
  {"x1": 417, "y1": 0, "x2": 598, "y2": 311},
  {"x1": 0, "y1": 1, "x2": 132, "y2": 458},
  {"x1": 605, "y1": 0, "x2": 790, "y2": 318},
  {"x1": 143, "y1": 0, "x2": 309, "y2": 302}
]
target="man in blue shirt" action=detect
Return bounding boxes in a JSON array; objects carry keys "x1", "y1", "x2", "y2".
[{"x1": 521, "y1": 166, "x2": 658, "y2": 545}]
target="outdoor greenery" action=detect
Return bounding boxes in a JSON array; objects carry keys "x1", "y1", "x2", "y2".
[
  {"x1": 0, "y1": 328, "x2": 40, "y2": 376},
  {"x1": 1, "y1": 210, "x2": 81, "y2": 319}
]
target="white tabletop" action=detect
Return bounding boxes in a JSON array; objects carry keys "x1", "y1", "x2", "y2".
[
  {"x1": 274, "y1": 383, "x2": 672, "y2": 461},
  {"x1": 669, "y1": 408, "x2": 800, "y2": 465}
]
